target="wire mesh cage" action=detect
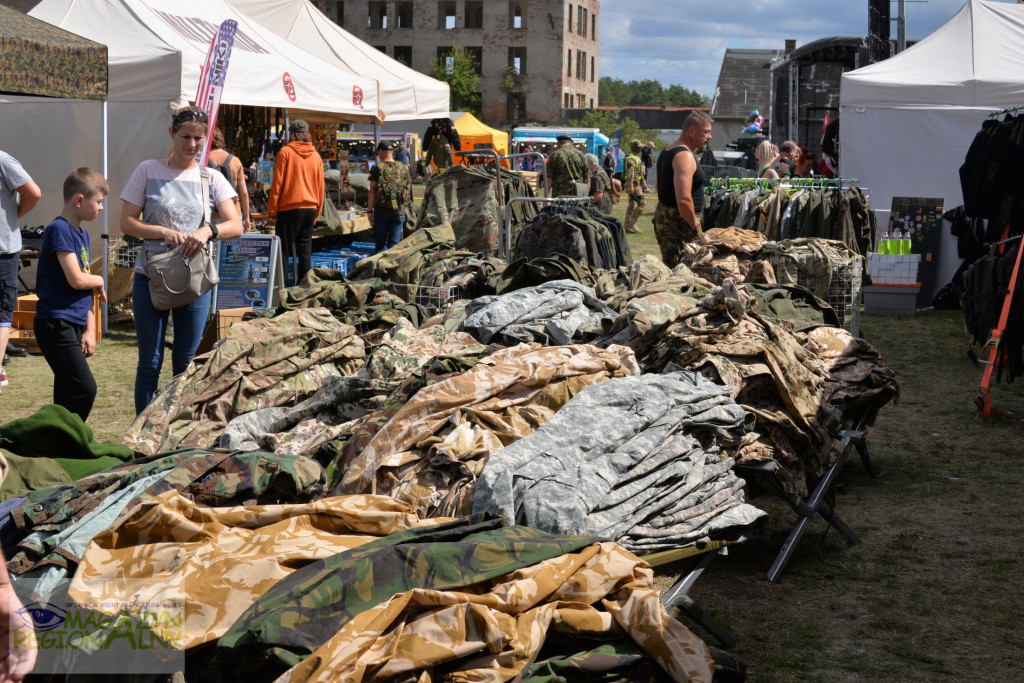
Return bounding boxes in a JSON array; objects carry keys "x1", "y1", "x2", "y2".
[
  {"x1": 415, "y1": 284, "x2": 461, "y2": 313},
  {"x1": 768, "y1": 252, "x2": 863, "y2": 336},
  {"x1": 681, "y1": 252, "x2": 863, "y2": 336}
]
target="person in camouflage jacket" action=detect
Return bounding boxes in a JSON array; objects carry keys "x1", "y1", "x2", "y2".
[
  {"x1": 546, "y1": 135, "x2": 591, "y2": 197},
  {"x1": 623, "y1": 140, "x2": 648, "y2": 233},
  {"x1": 586, "y1": 153, "x2": 613, "y2": 214}
]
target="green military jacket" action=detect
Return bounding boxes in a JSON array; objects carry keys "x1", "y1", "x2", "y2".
[{"x1": 548, "y1": 144, "x2": 591, "y2": 197}]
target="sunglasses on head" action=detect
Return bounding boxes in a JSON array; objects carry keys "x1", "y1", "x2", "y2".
[{"x1": 173, "y1": 109, "x2": 209, "y2": 125}]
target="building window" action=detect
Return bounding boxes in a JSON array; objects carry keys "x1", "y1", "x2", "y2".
[
  {"x1": 579, "y1": 7, "x2": 586, "y2": 37},
  {"x1": 323, "y1": 1, "x2": 344, "y2": 27},
  {"x1": 577, "y1": 93, "x2": 585, "y2": 108},
  {"x1": 509, "y1": 46, "x2": 526, "y2": 75},
  {"x1": 438, "y1": 2, "x2": 456, "y2": 29},
  {"x1": 576, "y1": 50, "x2": 582, "y2": 81},
  {"x1": 590, "y1": 55, "x2": 594, "y2": 82},
  {"x1": 396, "y1": 2, "x2": 413, "y2": 29},
  {"x1": 374, "y1": 45, "x2": 387, "y2": 54},
  {"x1": 567, "y1": 4, "x2": 573, "y2": 33},
  {"x1": 394, "y1": 45, "x2": 412, "y2": 65},
  {"x1": 565, "y1": 93, "x2": 571, "y2": 109},
  {"x1": 436, "y1": 46, "x2": 455, "y2": 73},
  {"x1": 507, "y1": 93, "x2": 526, "y2": 121},
  {"x1": 590, "y1": 98, "x2": 594, "y2": 108},
  {"x1": 465, "y1": 46, "x2": 483, "y2": 75},
  {"x1": 465, "y1": 1, "x2": 483, "y2": 28},
  {"x1": 368, "y1": 1, "x2": 388, "y2": 29},
  {"x1": 582, "y1": 51, "x2": 588, "y2": 81},
  {"x1": 567, "y1": 49, "x2": 572, "y2": 77},
  {"x1": 509, "y1": 2, "x2": 524, "y2": 29},
  {"x1": 591, "y1": 14, "x2": 596, "y2": 41}
]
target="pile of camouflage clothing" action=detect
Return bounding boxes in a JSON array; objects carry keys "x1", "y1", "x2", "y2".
[{"x1": 1, "y1": 223, "x2": 901, "y2": 682}]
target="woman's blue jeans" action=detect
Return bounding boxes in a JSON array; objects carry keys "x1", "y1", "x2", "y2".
[{"x1": 133, "y1": 273, "x2": 211, "y2": 414}]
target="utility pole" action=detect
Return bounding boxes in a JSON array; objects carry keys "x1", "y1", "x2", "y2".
[{"x1": 896, "y1": 0, "x2": 907, "y2": 53}]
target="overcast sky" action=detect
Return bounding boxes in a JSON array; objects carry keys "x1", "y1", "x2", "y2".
[{"x1": 599, "y1": 0, "x2": 1015, "y2": 98}]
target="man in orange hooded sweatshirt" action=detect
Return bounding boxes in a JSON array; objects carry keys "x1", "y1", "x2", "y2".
[{"x1": 268, "y1": 119, "x2": 324, "y2": 285}]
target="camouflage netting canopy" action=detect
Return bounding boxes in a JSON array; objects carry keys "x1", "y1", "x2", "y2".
[
  {"x1": 0, "y1": 5, "x2": 107, "y2": 100},
  {"x1": 417, "y1": 165, "x2": 538, "y2": 256}
]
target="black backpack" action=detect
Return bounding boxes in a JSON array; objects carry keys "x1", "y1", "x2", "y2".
[{"x1": 207, "y1": 153, "x2": 237, "y2": 194}]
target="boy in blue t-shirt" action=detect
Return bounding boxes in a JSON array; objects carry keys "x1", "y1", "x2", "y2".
[{"x1": 33, "y1": 168, "x2": 108, "y2": 420}]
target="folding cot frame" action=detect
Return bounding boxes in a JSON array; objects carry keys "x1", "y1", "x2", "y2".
[{"x1": 734, "y1": 399, "x2": 881, "y2": 583}]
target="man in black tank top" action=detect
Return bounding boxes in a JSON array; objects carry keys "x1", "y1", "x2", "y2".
[{"x1": 654, "y1": 111, "x2": 713, "y2": 267}]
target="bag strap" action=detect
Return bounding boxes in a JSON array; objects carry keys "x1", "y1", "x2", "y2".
[{"x1": 199, "y1": 166, "x2": 212, "y2": 228}]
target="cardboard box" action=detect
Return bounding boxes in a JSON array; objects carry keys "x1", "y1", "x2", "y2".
[
  {"x1": 8, "y1": 329, "x2": 40, "y2": 354},
  {"x1": 863, "y1": 284, "x2": 921, "y2": 317},
  {"x1": 195, "y1": 307, "x2": 253, "y2": 356}
]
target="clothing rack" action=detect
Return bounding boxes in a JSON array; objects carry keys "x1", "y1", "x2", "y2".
[
  {"x1": 457, "y1": 150, "x2": 550, "y2": 199},
  {"x1": 704, "y1": 176, "x2": 864, "y2": 192},
  {"x1": 987, "y1": 106, "x2": 1024, "y2": 119},
  {"x1": 500, "y1": 195, "x2": 596, "y2": 260},
  {"x1": 453, "y1": 150, "x2": 505, "y2": 208}
]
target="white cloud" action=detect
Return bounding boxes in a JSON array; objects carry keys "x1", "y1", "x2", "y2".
[{"x1": 597, "y1": 0, "x2": 1002, "y2": 97}]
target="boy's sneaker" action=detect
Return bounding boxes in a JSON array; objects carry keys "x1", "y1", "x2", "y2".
[{"x1": 0, "y1": 368, "x2": 8, "y2": 386}]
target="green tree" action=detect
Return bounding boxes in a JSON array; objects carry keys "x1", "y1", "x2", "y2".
[
  {"x1": 568, "y1": 109, "x2": 660, "y2": 150},
  {"x1": 430, "y1": 45, "x2": 481, "y2": 116},
  {"x1": 597, "y1": 76, "x2": 710, "y2": 108}
]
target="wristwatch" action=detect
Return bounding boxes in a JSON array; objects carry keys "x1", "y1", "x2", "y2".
[{"x1": 207, "y1": 223, "x2": 219, "y2": 241}]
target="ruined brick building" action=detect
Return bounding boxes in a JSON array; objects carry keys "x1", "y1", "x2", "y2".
[{"x1": 313, "y1": 1, "x2": 600, "y2": 125}]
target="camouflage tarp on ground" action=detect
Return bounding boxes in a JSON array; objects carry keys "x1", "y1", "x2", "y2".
[
  {"x1": 124, "y1": 308, "x2": 365, "y2": 456},
  {"x1": 68, "y1": 491, "x2": 440, "y2": 650},
  {"x1": 5, "y1": 448, "x2": 324, "y2": 576},
  {"x1": 338, "y1": 343, "x2": 640, "y2": 517},
  {"x1": 212, "y1": 517, "x2": 716, "y2": 683}
]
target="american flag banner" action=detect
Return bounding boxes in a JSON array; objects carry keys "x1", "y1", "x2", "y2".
[{"x1": 195, "y1": 19, "x2": 238, "y2": 165}]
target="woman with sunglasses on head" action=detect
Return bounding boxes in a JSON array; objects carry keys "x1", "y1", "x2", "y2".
[{"x1": 119, "y1": 106, "x2": 242, "y2": 414}]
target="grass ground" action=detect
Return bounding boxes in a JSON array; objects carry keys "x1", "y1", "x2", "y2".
[{"x1": 3, "y1": 191, "x2": 1022, "y2": 680}]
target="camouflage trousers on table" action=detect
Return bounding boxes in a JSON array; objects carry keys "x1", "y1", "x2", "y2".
[
  {"x1": 654, "y1": 202, "x2": 700, "y2": 267},
  {"x1": 625, "y1": 194, "x2": 646, "y2": 232}
]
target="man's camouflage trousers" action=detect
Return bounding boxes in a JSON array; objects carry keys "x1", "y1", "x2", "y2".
[
  {"x1": 625, "y1": 194, "x2": 646, "y2": 233},
  {"x1": 654, "y1": 202, "x2": 701, "y2": 267}
]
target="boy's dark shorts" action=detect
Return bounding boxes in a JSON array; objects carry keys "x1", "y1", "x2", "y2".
[{"x1": 0, "y1": 253, "x2": 19, "y2": 325}]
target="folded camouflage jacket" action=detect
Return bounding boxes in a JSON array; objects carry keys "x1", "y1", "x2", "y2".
[
  {"x1": 346, "y1": 224, "x2": 457, "y2": 303},
  {"x1": 5, "y1": 448, "x2": 324, "y2": 576},
  {"x1": 474, "y1": 370, "x2": 766, "y2": 551},
  {"x1": 212, "y1": 517, "x2": 715, "y2": 683},
  {"x1": 461, "y1": 279, "x2": 618, "y2": 346},
  {"x1": 124, "y1": 307, "x2": 365, "y2": 456},
  {"x1": 338, "y1": 343, "x2": 640, "y2": 517},
  {"x1": 68, "y1": 491, "x2": 436, "y2": 650}
]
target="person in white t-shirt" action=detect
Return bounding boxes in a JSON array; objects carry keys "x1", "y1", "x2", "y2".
[{"x1": 119, "y1": 106, "x2": 241, "y2": 414}]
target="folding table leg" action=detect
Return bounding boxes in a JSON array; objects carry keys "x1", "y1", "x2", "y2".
[{"x1": 660, "y1": 552, "x2": 737, "y2": 649}]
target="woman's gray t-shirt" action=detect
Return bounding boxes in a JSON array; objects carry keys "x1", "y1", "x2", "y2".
[{"x1": 121, "y1": 159, "x2": 236, "y2": 274}]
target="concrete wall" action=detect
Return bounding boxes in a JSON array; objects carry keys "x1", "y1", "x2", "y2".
[{"x1": 316, "y1": 0, "x2": 599, "y2": 126}]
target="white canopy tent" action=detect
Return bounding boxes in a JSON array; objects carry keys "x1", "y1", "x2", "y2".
[
  {"x1": 840, "y1": 0, "x2": 1024, "y2": 295},
  {"x1": 227, "y1": 0, "x2": 450, "y2": 121},
  {"x1": 0, "y1": 0, "x2": 384, "y2": 230}
]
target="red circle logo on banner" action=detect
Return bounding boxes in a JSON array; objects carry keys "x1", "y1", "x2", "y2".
[
  {"x1": 282, "y1": 73, "x2": 296, "y2": 102},
  {"x1": 352, "y1": 85, "x2": 364, "y2": 109}
]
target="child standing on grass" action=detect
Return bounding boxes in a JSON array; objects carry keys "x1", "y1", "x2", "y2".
[{"x1": 33, "y1": 168, "x2": 108, "y2": 421}]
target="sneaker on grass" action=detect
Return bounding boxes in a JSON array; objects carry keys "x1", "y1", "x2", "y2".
[{"x1": 0, "y1": 368, "x2": 7, "y2": 387}]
